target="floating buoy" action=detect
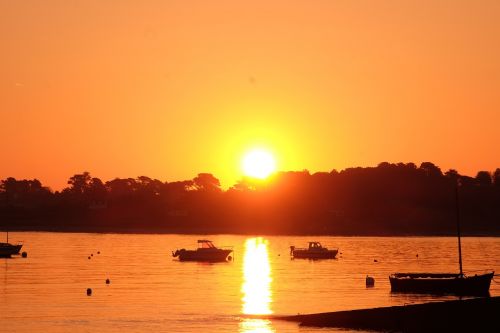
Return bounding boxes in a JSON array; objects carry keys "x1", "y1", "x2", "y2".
[
  {"x1": 366, "y1": 275, "x2": 375, "y2": 287},
  {"x1": 88, "y1": 256, "x2": 91, "y2": 259},
  {"x1": 21, "y1": 252, "x2": 28, "y2": 258},
  {"x1": 227, "y1": 256, "x2": 233, "y2": 261},
  {"x1": 97, "y1": 251, "x2": 100, "y2": 254},
  {"x1": 91, "y1": 254, "x2": 93, "y2": 257},
  {"x1": 416, "y1": 254, "x2": 419, "y2": 258},
  {"x1": 105, "y1": 278, "x2": 110, "y2": 284},
  {"x1": 87, "y1": 288, "x2": 92, "y2": 296},
  {"x1": 374, "y1": 259, "x2": 378, "y2": 263}
]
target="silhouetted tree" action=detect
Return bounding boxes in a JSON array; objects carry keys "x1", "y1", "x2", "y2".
[
  {"x1": 475, "y1": 171, "x2": 492, "y2": 186},
  {"x1": 105, "y1": 178, "x2": 137, "y2": 199},
  {"x1": 1, "y1": 162, "x2": 500, "y2": 235},
  {"x1": 66, "y1": 172, "x2": 92, "y2": 195},
  {"x1": 88, "y1": 177, "x2": 107, "y2": 202},
  {"x1": 420, "y1": 162, "x2": 442, "y2": 177},
  {"x1": 193, "y1": 173, "x2": 221, "y2": 192},
  {"x1": 445, "y1": 169, "x2": 459, "y2": 182},
  {"x1": 493, "y1": 168, "x2": 500, "y2": 187}
]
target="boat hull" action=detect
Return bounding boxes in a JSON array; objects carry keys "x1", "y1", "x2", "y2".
[
  {"x1": 292, "y1": 249, "x2": 338, "y2": 259},
  {"x1": 389, "y1": 272, "x2": 494, "y2": 296},
  {"x1": 0, "y1": 243, "x2": 23, "y2": 258},
  {"x1": 174, "y1": 249, "x2": 233, "y2": 262}
]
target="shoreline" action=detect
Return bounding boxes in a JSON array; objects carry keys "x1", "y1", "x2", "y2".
[{"x1": 2, "y1": 226, "x2": 499, "y2": 237}]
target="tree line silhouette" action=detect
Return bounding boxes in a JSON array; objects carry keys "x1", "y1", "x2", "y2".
[{"x1": 1, "y1": 162, "x2": 499, "y2": 235}]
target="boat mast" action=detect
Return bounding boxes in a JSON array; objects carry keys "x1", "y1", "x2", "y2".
[{"x1": 455, "y1": 181, "x2": 463, "y2": 276}]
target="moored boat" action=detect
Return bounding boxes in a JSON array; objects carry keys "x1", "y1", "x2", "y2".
[
  {"x1": 390, "y1": 182, "x2": 494, "y2": 295},
  {"x1": 172, "y1": 240, "x2": 233, "y2": 262},
  {"x1": 290, "y1": 242, "x2": 338, "y2": 259},
  {"x1": 389, "y1": 272, "x2": 494, "y2": 296},
  {"x1": 0, "y1": 232, "x2": 23, "y2": 258}
]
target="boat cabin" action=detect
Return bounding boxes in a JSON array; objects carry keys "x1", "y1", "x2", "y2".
[
  {"x1": 197, "y1": 240, "x2": 216, "y2": 249},
  {"x1": 308, "y1": 242, "x2": 324, "y2": 250}
]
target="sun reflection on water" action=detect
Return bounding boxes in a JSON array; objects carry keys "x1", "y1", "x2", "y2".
[
  {"x1": 240, "y1": 237, "x2": 274, "y2": 333},
  {"x1": 241, "y1": 237, "x2": 273, "y2": 315},
  {"x1": 239, "y1": 318, "x2": 275, "y2": 333}
]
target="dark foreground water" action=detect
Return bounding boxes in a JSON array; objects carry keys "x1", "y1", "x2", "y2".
[{"x1": 1, "y1": 233, "x2": 499, "y2": 332}]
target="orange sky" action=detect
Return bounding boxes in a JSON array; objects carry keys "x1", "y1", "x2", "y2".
[{"x1": 1, "y1": 0, "x2": 499, "y2": 190}]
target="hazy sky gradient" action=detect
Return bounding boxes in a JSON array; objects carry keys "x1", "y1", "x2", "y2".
[{"x1": 1, "y1": 0, "x2": 499, "y2": 189}]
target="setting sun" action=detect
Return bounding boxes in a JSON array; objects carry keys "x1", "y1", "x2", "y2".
[{"x1": 242, "y1": 149, "x2": 276, "y2": 179}]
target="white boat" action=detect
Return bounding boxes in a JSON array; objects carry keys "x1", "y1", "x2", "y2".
[
  {"x1": 172, "y1": 240, "x2": 233, "y2": 262},
  {"x1": 290, "y1": 242, "x2": 338, "y2": 259}
]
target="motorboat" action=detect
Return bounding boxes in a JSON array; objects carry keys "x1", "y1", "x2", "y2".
[
  {"x1": 290, "y1": 242, "x2": 338, "y2": 259},
  {"x1": 172, "y1": 240, "x2": 233, "y2": 262}
]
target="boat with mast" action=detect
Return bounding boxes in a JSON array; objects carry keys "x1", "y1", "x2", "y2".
[
  {"x1": 0, "y1": 231, "x2": 23, "y2": 258},
  {"x1": 389, "y1": 182, "x2": 494, "y2": 296}
]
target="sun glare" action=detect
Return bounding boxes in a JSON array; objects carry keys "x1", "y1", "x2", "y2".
[
  {"x1": 242, "y1": 237, "x2": 272, "y2": 315},
  {"x1": 242, "y1": 150, "x2": 276, "y2": 179}
]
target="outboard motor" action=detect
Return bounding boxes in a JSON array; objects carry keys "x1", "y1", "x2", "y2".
[
  {"x1": 290, "y1": 246, "x2": 295, "y2": 256},
  {"x1": 172, "y1": 250, "x2": 180, "y2": 257}
]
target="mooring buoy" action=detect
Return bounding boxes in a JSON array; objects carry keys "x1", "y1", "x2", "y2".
[
  {"x1": 374, "y1": 259, "x2": 378, "y2": 263},
  {"x1": 106, "y1": 278, "x2": 110, "y2": 284},
  {"x1": 88, "y1": 256, "x2": 91, "y2": 259},
  {"x1": 87, "y1": 288, "x2": 92, "y2": 296},
  {"x1": 97, "y1": 251, "x2": 100, "y2": 254},
  {"x1": 21, "y1": 252, "x2": 27, "y2": 258},
  {"x1": 366, "y1": 275, "x2": 375, "y2": 287}
]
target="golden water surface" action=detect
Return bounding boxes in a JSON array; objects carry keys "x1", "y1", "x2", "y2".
[{"x1": 1, "y1": 233, "x2": 499, "y2": 332}]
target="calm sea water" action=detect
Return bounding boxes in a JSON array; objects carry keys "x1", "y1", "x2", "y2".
[{"x1": 1, "y1": 233, "x2": 499, "y2": 332}]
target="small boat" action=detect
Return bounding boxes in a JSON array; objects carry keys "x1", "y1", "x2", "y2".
[
  {"x1": 389, "y1": 272, "x2": 494, "y2": 296},
  {"x1": 172, "y1": 240, "x2": 233, "y2": 262},
  {"x1": 0, "y1": 231, "x2": 23, "y2": 258},
  {"x1": 390, "y1": 182, "x2": 494, "y2": 296},
  {"x1": 290, "y1": 242, "x2": 338, "y2": 259}
]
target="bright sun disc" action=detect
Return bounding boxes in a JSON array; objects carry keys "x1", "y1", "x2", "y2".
[{"x1": 242, "y1": 150, "x2": 276, "y2": 179}]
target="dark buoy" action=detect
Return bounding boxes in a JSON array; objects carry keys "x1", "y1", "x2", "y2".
[
  {"x1": 86, "y1": 288, "x2": 92, "y2": 296},
  {"x1": 106, "y1": 278, "x2": 110, "y2": 284},
  {"x1": 416, "y1": 253, "x2": 419, "y2": 258},
  {"x1": 97, "y1": 251, "x2": 100, "y2": 254},
  {"x1": 88, "y1": 256, "x2": 91, "y2": 259},
  {"x1": 374, "y1": 259, "x2": 378, "y2": 263},
  {"x1": 227, "y1": 256, "x2": 233, "y2": 261},
  {"x1": 91, "y1": 254, "x2": 93, "y2": 257},
  {"x1": 21, "y1": 252, "x2": 28, "y2": 258},
  {"x1": 366, "y1": 275, "x2": 375, "y2": 287}
]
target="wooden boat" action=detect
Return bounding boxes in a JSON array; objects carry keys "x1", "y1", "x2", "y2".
[
  {"x1": 290, "y1": 242, "x2": 338, "y2": 259},
  {"x1": 172, "y1": 240, "x2": 233, "y2": 262},
  {"x1": 0, "y1": 231, "x2": 23, "y2": 258},
  {"x1": 390, "y1": 183, "x2": 494, "y2": 296},
  {"x1": 389, "y1": 272, "x2": 494, "y2": 296}
]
